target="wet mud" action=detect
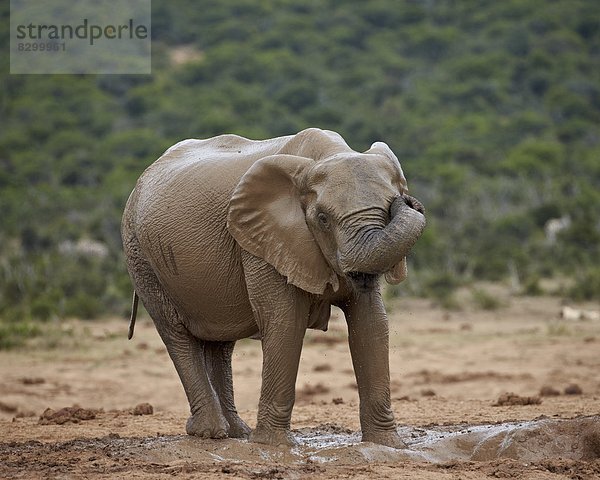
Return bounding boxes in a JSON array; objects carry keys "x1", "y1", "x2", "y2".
[
  {"x1": 2, "y1": 416, "x2": 599, "y2": 479},
  {"x1": 112, "y1": 415, "x2": 600, "y2": 465}
]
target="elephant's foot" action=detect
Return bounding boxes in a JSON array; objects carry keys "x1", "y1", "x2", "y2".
[
  {"x1": 224, "y1": 414, "x2": 252, "y2": 439},
  {"x1": 186, "y1": 410, "x2": 230, "y2": 439},
  {"x1": 361, "y1": 428, "x2": 406, "y2": 449},
  {"x1": 249, "y1": 425, "x2": 296, "y2": 447}
]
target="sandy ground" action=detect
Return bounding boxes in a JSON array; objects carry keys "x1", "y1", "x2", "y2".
[{"x1": 1, "y1": 290, "x2": 599, "y2": 479}]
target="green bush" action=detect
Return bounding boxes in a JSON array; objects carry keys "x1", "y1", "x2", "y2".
[
  {"x1": 502, "y1": 139, "x2": 565, "y2": 178},
  {"x1": 568, "y1": 268, "x2": 600, "y2": 301},
  {"x1": 471, "y1": 288, "x2": 504, "y2": 310},
  {"x1": 0, "y1": 321, "x2": 42, "y2": 350},
  {"x1": 420, "y1": 272, "x2": 463, "y2": 310},
  {"x1": 64, "y1": 292, "x2": 103, "y2": 320},
  {"x1": 522, "y1": 275, "x2": 544, "y2": 296}
]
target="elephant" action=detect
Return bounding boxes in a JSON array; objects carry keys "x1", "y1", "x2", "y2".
[{"x1": 121, "y1": 127, "x2": 426, "y2": 448}]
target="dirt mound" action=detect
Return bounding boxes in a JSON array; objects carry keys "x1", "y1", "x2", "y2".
[
  {"x1": 19, "y1": 377, "x2": 45, "y2": 385},
  {"x1": 296, "y1": 382, "x2": 330, "y2": 403},
  {"x1": 539, "y1": 385, "x2": 561, "y2": 396},
  {"x1": 38, "y1": 407, "x2": 99, "y2": 425},
  {"x1": 493, "y1": 392, "x2": 542, "y2": 406},
  {"x1": 131, "y1": 403, "x2": 153, "y2": 415},
  {"x1": 564, "y1": 383, "x2": 583, "y2": 395},
  {"x1": 37, "y1": 404, "x2": 155, "y2": 425}
]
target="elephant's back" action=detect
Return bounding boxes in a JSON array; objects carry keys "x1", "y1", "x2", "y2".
[
  {"x1": 130, "y1": 134, "x2": 291, "y2": 339},
  {"x1": 133, "y1": 133, "x2": 293, "y2": 247},
  {"x1": 138, "y1": 133, "x2": 292, "y2": 200}
]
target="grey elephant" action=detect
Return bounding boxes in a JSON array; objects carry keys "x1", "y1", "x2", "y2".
[{"x1": 121, "y1": 128, "x2": 426, "y2": 448}]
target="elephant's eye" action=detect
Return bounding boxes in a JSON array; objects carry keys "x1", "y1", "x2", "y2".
[{"x1": 317, "y1": 212, "x2": 330, "y2": 228}]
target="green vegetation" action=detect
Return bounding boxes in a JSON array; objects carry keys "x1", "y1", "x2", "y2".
[
  {"x1": 1, "y1": 0, "x2": 599, "y2": 336},
  {"x1": 0, "y1": 321, "x2": 42, "y2": 349},
  {"x1": 471, "y1": 288, "x2": 504, "y2": 311},
  {"x1": 568, "y1": 267, "x2": 600, "y2": 301}
]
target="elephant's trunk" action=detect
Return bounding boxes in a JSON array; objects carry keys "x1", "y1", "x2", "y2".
[{"x1": 338, "y1": 195, "x2": 426, "y2": 276}]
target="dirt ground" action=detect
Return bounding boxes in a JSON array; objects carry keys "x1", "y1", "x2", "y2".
[{"x1": 1, "y1": 289, "x2": 599, "y2": 479}]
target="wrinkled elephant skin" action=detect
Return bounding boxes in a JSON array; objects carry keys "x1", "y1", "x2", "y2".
[{"x1": 121, "y1": 128, "x2": 426, "y2": 448}]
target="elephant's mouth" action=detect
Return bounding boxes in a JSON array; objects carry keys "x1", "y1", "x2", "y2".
[{"x1": 347, "y1": 271, "x2": 380, "y2": 292}]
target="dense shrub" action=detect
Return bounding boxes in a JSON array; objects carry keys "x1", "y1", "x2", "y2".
[{"x1": 0, "y1": 0, "x2": 599, "y2": 326}]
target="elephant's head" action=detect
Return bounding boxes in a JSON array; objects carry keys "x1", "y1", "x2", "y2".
[{"x1": 227, "y1": 129, "x2": 426, "y2": 295}]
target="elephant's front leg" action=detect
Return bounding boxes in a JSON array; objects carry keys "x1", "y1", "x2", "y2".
[
  {"x1": 242, "y1": 252, "x2": 310, "y2": 447},
  {"x1": 252, "y1": 320, "x2": 307, "y2": 446},
  {"x1": 343, "y1": 290, "x2": 405, "y2": 449}
]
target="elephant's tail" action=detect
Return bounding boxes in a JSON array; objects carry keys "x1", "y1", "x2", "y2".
[{"x1": 128, "y1": 291, "x2": 139, "y2": 340}]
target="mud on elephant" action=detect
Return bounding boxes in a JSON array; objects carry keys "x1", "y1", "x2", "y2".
[{"x1": 121, "y1": 128, "x2": 426, "y2": 448}]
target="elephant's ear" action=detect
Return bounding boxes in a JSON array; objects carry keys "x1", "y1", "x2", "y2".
[
  {"x1": 227, "y1": 154, "x2": 339, "y2": 295},
  {"x1": 368, "y1": 142, "x2": 410, "y2": 284},
  {"x1": 384, "y1": 257, "x2": 408, "y2": 284}
]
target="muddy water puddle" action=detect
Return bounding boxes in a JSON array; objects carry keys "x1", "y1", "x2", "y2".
[{"x1": 123, "y1": 416, "x2": 599, "y2": 466}]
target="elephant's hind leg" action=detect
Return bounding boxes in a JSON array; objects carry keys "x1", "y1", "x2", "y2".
[
  {"x1": 125, "y1": 236, "x2": 229, "y2": 438},
  {"x1": 204, "y1": 341, "x2": 251, "y2": 439},
  {"x1": 157, "y1": 324, "x2": 230, "y2": 439}
]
